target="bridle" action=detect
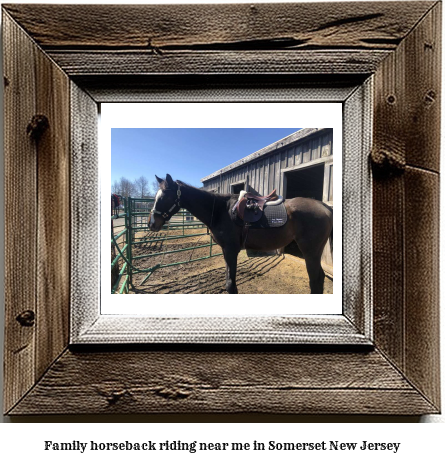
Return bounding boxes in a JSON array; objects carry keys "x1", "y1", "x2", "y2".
[{"x1": 151, "y1": 185, "x2": 182, "y2": 221}]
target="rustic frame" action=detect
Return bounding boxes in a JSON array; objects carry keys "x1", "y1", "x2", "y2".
[
  {"x1": 3, "y1": 2, "x2": 441, "y2": 415},
  {"x1": 73, "y1": 87, "x2": 368, "y2": 345}
]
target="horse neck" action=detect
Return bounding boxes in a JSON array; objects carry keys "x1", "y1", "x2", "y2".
[{"x1": 178, "y1": 184, "x2": 221, "y2": 228}]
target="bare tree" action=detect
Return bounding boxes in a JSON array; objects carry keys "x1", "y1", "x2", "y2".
[
  {"x1": 119, "y1": 176, "x2": 136, "y2": 198},
  {"x1": 134, "y1": 175, "x2": 149, "y2": 198},
  {"x1": 111, "y1": 180, "x2": 120, "y2": 194},
  {"x1": 151, "y1": 180, "x2": 160, "y2": 195}
]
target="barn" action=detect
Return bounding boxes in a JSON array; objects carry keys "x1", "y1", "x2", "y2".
[{"x1": 200, "y1": 128, "x2": 334, "y2": 273}]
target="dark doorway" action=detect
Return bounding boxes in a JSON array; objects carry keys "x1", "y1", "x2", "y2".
[
  {"x1": 231, "y1": 183, "x2": 245, "y2": 195},
  {"x1": 285, "y1": 163, "x2": 324, "y2": 201},
  {"x1": 285, "y1": 164, "x2": 325, "y2": 258}
]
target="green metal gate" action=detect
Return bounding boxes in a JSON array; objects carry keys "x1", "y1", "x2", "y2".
[{"x1": 111, "y1": 197, "x2": 222, "y2": 293}]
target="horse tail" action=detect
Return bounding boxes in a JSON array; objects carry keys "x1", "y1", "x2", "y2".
[
  {"x1": 330, "y1": 217, "x2": 333, "y2": 255},
  {"x1": 323, "y1": 203, "x2": 333, "y2": 255}
]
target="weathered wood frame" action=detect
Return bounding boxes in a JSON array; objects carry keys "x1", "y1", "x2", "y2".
[{"x1": 3, "y1": 2, "x2": 440, "y2": 415}]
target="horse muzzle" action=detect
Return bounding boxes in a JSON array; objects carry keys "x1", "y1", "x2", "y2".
[{"x1": 149, "y1": 214, "x2": 165, "y2": 232}]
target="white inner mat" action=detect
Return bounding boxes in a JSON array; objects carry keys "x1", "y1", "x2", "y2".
[{"x1": 101, "y1": 102, "x2": 342, "y2": 316}]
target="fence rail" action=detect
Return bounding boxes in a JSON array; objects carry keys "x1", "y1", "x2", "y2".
[{"x1": 111, "y1": 196, "x2": 222, "y2": 293}]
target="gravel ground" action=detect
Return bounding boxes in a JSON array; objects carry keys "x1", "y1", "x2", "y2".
[{"x1": 115, "y1": 228, "x2": 333, "y2": 295}]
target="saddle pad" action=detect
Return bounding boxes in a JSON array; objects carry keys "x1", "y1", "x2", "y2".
[{"x1": 249, "y1": 202, "x2": 288, "y2": 229}]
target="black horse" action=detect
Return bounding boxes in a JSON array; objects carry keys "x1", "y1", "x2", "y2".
[{"x1": 149, "y1": 174, "x2": 333, "y2": 294}]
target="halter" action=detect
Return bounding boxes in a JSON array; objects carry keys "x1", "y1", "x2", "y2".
[{"x1": 151, "y1": 185, "x2": 182, "y2": 221}]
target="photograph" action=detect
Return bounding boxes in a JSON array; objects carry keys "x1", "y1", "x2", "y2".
[{"x1": 110, "y1": 127, "x2": 334, "y2": 296}]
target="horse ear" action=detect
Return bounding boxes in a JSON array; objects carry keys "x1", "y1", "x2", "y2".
[
  {"x1": 165, "y1": 174, "x2": 174, "y2": 187},
  {"x1": 155, "y1": 175, "x2": 163, "y2": 185}
]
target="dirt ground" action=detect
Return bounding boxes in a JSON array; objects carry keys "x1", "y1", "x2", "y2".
[{"x1": 118, "y1": 227, "x2": 333, "y2": 295}]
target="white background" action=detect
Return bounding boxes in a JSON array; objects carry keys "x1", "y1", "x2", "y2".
[
  {"x1": 0, "y1": 0, "x2": 444, "y2": 461},
  {"x1": 102, "y1": 103, "x2": 342, "y2": 315}
]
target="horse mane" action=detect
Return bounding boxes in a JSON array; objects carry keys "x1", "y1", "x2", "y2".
[{"x1": 176, "y1": 180, "x2": 232, "y2": 202}]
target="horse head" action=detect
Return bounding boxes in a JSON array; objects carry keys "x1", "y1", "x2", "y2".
[{"x1": 149, "y1": 174, "x2": 182, "y2": 232}]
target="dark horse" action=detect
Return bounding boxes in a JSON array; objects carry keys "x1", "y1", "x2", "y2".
[{"x1": 149, "y1": 174, "x2": 333, "y2": 294}]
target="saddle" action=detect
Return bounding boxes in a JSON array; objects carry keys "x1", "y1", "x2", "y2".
[
  {"x1": 232, "y1": 190, "x2": 286, "y2": 249},
  {"x1": 234, "y1": 189, "x2": 283, "y2": 223}
]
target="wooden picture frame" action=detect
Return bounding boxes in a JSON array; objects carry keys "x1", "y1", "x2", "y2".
[{"x1": 2, "y1": 2, "x2": 440, "y2": 415}]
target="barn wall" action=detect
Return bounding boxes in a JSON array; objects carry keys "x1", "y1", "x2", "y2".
[
  {"x1": 202, "y1": 128, "x2": 334, "y2": 272},
  {"x1": 203, "y1": 129, "x2": 333, "y2": 198}
]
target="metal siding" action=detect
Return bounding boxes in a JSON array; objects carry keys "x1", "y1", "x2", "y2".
[
  {"x1": 249, "y1": 163, "x2": 254, "y2": 193},
  {"x1": 285, "y1": 147, "x2": 291, "y2": 168},
  {"x1": 242, "y1": 165, "x2": 247, "y2": 184},
  {"x1": 275, "y1": 153, "x2": 281, "y2": 195},
  {"x1": 270, "y1": 155, "x2": 276, "y2": 195},
  {"x1": 295, "y1": 144, "x2": 302, "y2": 165},
  {"x1": 329, "y1": 164, "x2": 333, "y2": 202},
  {"x1": 267, "y1": 156, "x2": 273, "y2": 194},
  {"x1": 321, "y1": 132, "x2": 332, "y2": 157},
  {"x1": 259, "y1": 160, "x2": 265, "y2": 195},
  {"x1": 202, "y1": 130, "x2": 333, "y2": 201},
  {"x1": 303, "y1": 142, "x2": 311, "y2": 163},
  {"x1": 285, "y1": 147, "x2": 292, "y2": 169},
  {"x1": 254, "y1": 161, "x2": 260, "y2": 194},
  {"x1": 311, "y1": 137, "x2": 321, "y2": 160},
  {"x1": 250, "y1": 162, "x2": 255, "y2": 193}
]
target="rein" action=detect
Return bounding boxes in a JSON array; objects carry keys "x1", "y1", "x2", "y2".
[{"x1": 151, "y1": 185, "x2": 182, "y2": 221}]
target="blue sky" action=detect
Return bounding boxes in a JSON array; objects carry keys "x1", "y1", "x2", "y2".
[{"x1": 111, "y1": 128, "x2": 300, "y2": 187}]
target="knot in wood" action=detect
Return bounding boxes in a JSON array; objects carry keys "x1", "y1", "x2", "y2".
[
  {"x1": 154, "y1": 386, "x2": 191, "y2": 400},
  {"x1": 16, "y1": 310, "x2": 35, "y2": 327},
  {"x1": 105, "y1": 390, "x2": 127, "y2": 405},
  {"x1": 370, "y1": 149, "x2": 405, "y2": 178},
  {"x1": 27, "y1": 114, "x2": 49, "y2": 140}
]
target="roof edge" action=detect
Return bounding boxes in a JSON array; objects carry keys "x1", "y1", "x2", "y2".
[{"x1": 200, "y1": 128, "x2": 327, "y2": 183}]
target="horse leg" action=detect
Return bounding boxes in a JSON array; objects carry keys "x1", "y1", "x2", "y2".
[
  {"x1": 296, "y1": 240, "x2": 325, "y2": 294},
  {"x1": 304, "y1": 253, "x2": 325, "y2": 294},
  {"x1": 223, "y1": 248, "x2": 239, "y2": 294}
]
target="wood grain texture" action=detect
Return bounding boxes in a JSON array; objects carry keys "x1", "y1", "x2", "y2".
[
  {"x1": 35, "y1": 40, "x2": 71, "y2": 381},
  {"x1": 404, "y1": 168, "x2": 440, "y2": 408},
  {"x1": 46, "y1": 50, "x2": 390, "y2": 76},
  {"x1": 372, "y1": 16, "x2": 407, "y2": 370},
  {"x1": 404, "y1": 2, "x2": 441, "y2": 172},
  {"x1": 372, "y1": 175, "x2": 405, "y2": 367},
  {"x1": 8, "y1": 349, "x2": 437, "y2": 415},
  {"x1": 3, "y1": 13, "x2": 38, "y2": 414},
  {"x1": 2, "y1": 2, "x2": 435, "y2": 50},
  {"x1": 343, "y1": 81, "x2": 372, "y2": 337},
  {"x1": 72, "y1": 75, "x2": 365, "y2": 102},
  {"x1": 372, "y1": 3, "x2": 441, "y2": 410},
  {"x1": 372, "y1": 1, "x2": 441, "y2": 173},
  {"x1": 2, "y1": 2, "x2": 441, "y2": 416},
  {"x1": 70, "y1": 83, "x2": 99, "y2": 340},
  {"x1": 74, "y1": 315, "x2": 369, "y2": 345}
]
